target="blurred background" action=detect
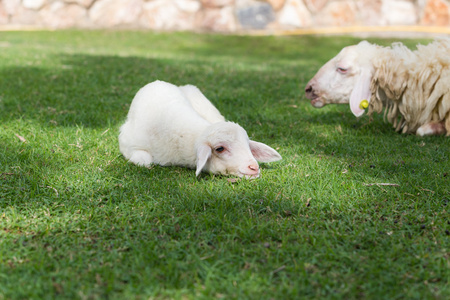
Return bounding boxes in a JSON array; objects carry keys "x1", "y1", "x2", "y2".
[{"x1": 0, "y1": 0, "x2": 449, "y2": 35}]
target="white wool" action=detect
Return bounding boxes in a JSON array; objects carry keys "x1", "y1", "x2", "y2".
[
  {"x1": 305, "y1": 39, "x2": 450, "y2": 136},
  {"x1": 178, "y1": 84, "x2": 225, "y2": 124},
  {"x1": 118, "y1": 80, "x2": 282, "y2": 177}
]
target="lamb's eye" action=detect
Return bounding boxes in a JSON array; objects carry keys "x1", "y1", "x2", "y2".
[
  {"x1": 215, "y1": 146, "x2": 225, "y2": 153},
  {"x1": 337, "y1": 67, "x2": 348, "y2": 74}
]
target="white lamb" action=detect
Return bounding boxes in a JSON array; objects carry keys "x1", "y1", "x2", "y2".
[
  {"x1": 118, "y1": 80, "x2": 282, "y2": 178},
  {"x1": 305, "y1": 39, "x2": 450, "y2": 136}
]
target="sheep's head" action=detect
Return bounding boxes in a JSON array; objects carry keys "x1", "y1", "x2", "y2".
[
  {"x1": 305, "y1": 41, "x2": 378, "y2": 117},
  {"x1": 195, "y1": 122, "x2": 282, "y2": 178}
]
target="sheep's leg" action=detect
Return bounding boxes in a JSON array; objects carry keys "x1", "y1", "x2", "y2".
[
  {"x1": 416, "y1": 121, "x2": 446, "y2": 136},
  {"x1": 128, "y1": 150, "x2": 153, "y2": 167},
  {"x1": 444, "y1": 111, "x2": 450, "y2": 136}
]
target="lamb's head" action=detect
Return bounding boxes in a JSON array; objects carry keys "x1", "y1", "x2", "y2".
[
  {"x1": 305, "y1": 41, "x2": 379, "y2": 117},
  {"x1": 195, "y1": 122, "x2": 282, "y2": 178}
]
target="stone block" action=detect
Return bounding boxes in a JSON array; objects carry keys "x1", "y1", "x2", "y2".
[
  {"x1": 63, "y1": 0, "x2": 96, "y2": 8},
  {"x1": 201, "y1": 0, "x2": 235, "y2": 8},
  {"x1": 266, "y1": 0, "x2": 286, "y2": 11},
  {"x1": 3, "y1": 0, "x2": 21, "y2": 15},
  {"x1": 304, "y1": 0, "x2": 328, "y2": 13},
  {"x1": 176, "y1": 0, "x2": 201, "y2": 13},
  {"x1": 355, "y1": 0, "x2": 383, "y2": 26},
  {"x1": 22, "y1": 0, "x2": 45, "y2": 11},
  {"x1": 420, "y1": 0, "x2": 450, "y2": 26},
  {"x1": 198, "y1": 6, "x2": 236, "y2": 31},
  {"x1": 140, "y1": 0, "x2": 198, "y2": 30},
  {"x1": 381, "y1": 0, "x2": 417, "y2": 25},
  {"x1": 237, "y1": 2, "x2": 275, "y2": 29},
  {"x1": 0, "y1": 4, "x2": 8, "y2": 24},
  {"x1": 90, "y1": 0, "x2": 143, "y2": 27},
  {"x1": 40, "y1": 1, "x2": 88, "y2": 28},
  {"x1": 10, "y1": 5, "x2": 40, "y2": 25},
  {"x1": 315, "y1": 0, "x2": 356, "y2": 26},
  {"x1": 278, "y1": 0, "x2": 312, "y2": 27}
]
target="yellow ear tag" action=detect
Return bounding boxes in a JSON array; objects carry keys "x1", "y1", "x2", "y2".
[{"x1": 359, "y1": 99, "x2": 369, "y2": 109}]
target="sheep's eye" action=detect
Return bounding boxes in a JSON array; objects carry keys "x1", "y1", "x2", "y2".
[
  {"x1": 215, "y1": 146, "x2": 225, "y2": 153},
  {"x1": 337, "y1": 67, "x2": 348, "y2": 74}
]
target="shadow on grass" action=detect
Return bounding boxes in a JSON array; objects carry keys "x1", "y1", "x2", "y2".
[
  {"x1": 0, "y1": 50, "x2": 448, "y2": 188},
  {"x1": 0, "y1": 51, "x2": 399, "y2": 133},
  {"x1": 0, "y1": 35, "x2": 367, "y2": 128}
]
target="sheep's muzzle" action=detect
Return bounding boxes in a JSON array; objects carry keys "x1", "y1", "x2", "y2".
[{"x1": 305, "y1": 83, "x2": 324, "y2": 108}]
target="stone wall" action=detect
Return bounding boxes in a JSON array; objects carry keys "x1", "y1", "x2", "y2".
[{"x1": 0, "y1": 0, "x2": 449, "y2": 32}]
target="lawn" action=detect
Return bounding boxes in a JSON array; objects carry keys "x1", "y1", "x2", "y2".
[{"x1": 0, "y1": 30, "x2": 448, "y2": 299}]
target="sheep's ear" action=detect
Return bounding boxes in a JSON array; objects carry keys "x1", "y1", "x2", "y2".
[
  {"x1": 249, "y1": 141, "x2": 282, "y2": 163},
  {"x1": 350, "y1": 68, "x2": 372, "y2": 117},
  {"x1": 195, "y1": 144, "x2": 212, "y2": 177}
]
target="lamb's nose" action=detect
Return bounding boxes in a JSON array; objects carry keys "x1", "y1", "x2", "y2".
[{"x1": 248, "y1": 164, "x2": 259, "y2": 172}]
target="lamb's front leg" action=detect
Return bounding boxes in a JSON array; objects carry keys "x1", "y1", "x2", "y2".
[
  {"x1": 416, "y1": 121, "x2": 446, "y2": 136},
  {"x1": 129, "y1": 150, "x2": 153, "y2": 167}
]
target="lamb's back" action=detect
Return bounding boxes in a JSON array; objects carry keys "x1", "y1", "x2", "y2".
[
  {"x1": 178, "y1": 84, "x2": 226, "y2": 123},
  {"x1": 120, "y1": 80, "x2": 209, "y2": 167}
]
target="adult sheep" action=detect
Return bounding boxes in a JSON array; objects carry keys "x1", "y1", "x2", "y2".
[
  {"x1": 305, "y1": 39, "x2": 450, "y2": 136},
  {"x1": 119, "y1": 80, "x2": 282, "y2": 178}
]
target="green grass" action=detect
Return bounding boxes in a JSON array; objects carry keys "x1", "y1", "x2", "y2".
[{"x1": 0, "y1": 30, "x2": 448, "y2": 299}]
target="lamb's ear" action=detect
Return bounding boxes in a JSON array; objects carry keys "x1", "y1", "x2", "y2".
[
  {"x1": 249, "y1": 141, "x2": 282, "y2": 163},
  {"x1": 195, "y1": 144, "x2": 212, "y2": 177},
  {"x1": 350, "y1": 68, "x2": 372, "y2": 117}
]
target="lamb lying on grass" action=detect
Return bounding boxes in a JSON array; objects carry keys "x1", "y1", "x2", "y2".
[
  {"x1": 119, "y1": 80, "x2": 282, "y2": 178},
  {"x1": 305, "y1": 39, "x2": 450, "y2": 136}
]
